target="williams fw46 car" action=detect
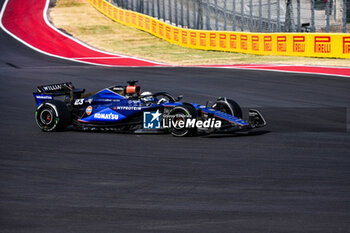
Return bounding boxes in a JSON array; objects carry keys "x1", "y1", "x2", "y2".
[{"x1": 33, "y1": 81, "x2": 266, "y2": 137}]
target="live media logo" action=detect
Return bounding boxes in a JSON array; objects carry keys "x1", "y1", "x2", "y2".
[{"x1": 143, "y1": 111, "x2": 162, "y2": 129}]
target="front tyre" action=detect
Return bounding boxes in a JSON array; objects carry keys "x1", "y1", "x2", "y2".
[
  {"x1": 35, "y1": 100, "x2": 71, "y2": 132},
  {"x1": 212, "y1": 97, "x2": 242, "y2": 118},
  {"x1": 168, "y1": 104, "x2": 197, "y2": 137}
]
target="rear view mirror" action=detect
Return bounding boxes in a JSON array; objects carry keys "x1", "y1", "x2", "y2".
[{"x1": 176, "y1": 95, "x2": 183, "y2": 101}]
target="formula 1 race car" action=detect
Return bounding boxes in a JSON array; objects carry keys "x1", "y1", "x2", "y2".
[{"x1": 33, "y1": 81, "x2": 266, "y2": 136}]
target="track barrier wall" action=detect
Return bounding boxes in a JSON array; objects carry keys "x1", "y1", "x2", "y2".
[{"x1": 88, "y1": 0, "x2": 350, "y2": 59}]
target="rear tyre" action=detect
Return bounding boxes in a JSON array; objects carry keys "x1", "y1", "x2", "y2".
[
  {"x1": 212, "y1": 98, "x2": 242, "y2": 118},
  {"x1": 35, "y1": 100, "x2": 71, "y2": 132},
  {"x1": 168, "y1": 104, "x2": 197, "y2": 137}
]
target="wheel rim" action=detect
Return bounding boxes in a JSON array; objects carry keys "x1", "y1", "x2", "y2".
[
  {"x1": 36, "y1": 105, "x2": 58, "y2": 131},
  {"x1": 173, "y1": 115, "x2": 185, "y2": 129},
  {"x1": 40, "y1": 109, "x2": 53, "y2": 125},
  {"x1": 170, "y1": 109, "x2": 190, "y2": 136}
]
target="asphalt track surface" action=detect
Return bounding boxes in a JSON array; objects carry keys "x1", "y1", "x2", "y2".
[{"x1": 1, "y1": 4, "x2": 350, "y2": 233}]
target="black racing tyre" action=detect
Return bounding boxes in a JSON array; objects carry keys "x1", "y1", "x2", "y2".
[
  {"x1": 168, "y1": 104, "x2": 197, "y2": 137},
  {"x1": 35, "y1": 100, "x2": 71, "y2": 132},
  {"x1": 212, "y1": 98, "x2": 243, "y2": 118}
]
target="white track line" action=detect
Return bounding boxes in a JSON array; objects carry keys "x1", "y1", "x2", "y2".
[
  {"x1": 73, "y1": 57, "x2": 127, "y2": 59},
  {"x1": 0, "y1": 0, "x2": 111, "y2": 67},
  {"x1": 0, "y1": 0, "x2": 164, "y2": 67}
]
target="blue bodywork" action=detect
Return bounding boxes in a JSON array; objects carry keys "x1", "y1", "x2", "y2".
[
  {"x1": 34, "y1": 87, "x2": 250, "y2": 127},
  {"x1": 33, "y1": 82, "x2": 267, "y2": 135}
]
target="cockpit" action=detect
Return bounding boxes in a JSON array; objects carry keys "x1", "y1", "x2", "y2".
[{"x1": 108, "y1": 80, "x2": 183, "y2": 104}]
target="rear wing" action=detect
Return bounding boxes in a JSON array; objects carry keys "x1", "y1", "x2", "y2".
[
  {"x1": 33, "y1": 82, "x2": 85, "y2": 106},
  {"x1": 35, "y1": 82, "x2": 74, "y2": 96}
]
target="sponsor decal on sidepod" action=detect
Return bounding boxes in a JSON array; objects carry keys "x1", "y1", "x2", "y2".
[
  {"x1": 86, "y1": 106, "x2": 92, "y2": 115},
  {"x1": 94, "y1": 113, "x2": 119, "y2": 120},
  {"x1": 116, "y1": 106, "x2": 142, "y2": 110}
]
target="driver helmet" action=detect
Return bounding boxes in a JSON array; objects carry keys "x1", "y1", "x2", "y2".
[{"x1": 140, "y1": 91, "x2": 153, "y2": 102}]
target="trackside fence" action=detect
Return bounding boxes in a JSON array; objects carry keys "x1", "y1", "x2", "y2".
[
  {"x1": 89, "y1": 0, "x2": 350, "y2": 58},
  {"x1": 110, "y1": 0, "x2": 350, "y2": 33}
]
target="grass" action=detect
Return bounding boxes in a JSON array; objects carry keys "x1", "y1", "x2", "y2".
[{"x1": 50, "y1": 0, "x2": 350, "y2": 66}]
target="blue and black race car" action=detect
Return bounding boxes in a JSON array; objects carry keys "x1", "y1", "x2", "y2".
[{"x1": 33, "y1": 81, "x2": 266, "y2": 136}]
